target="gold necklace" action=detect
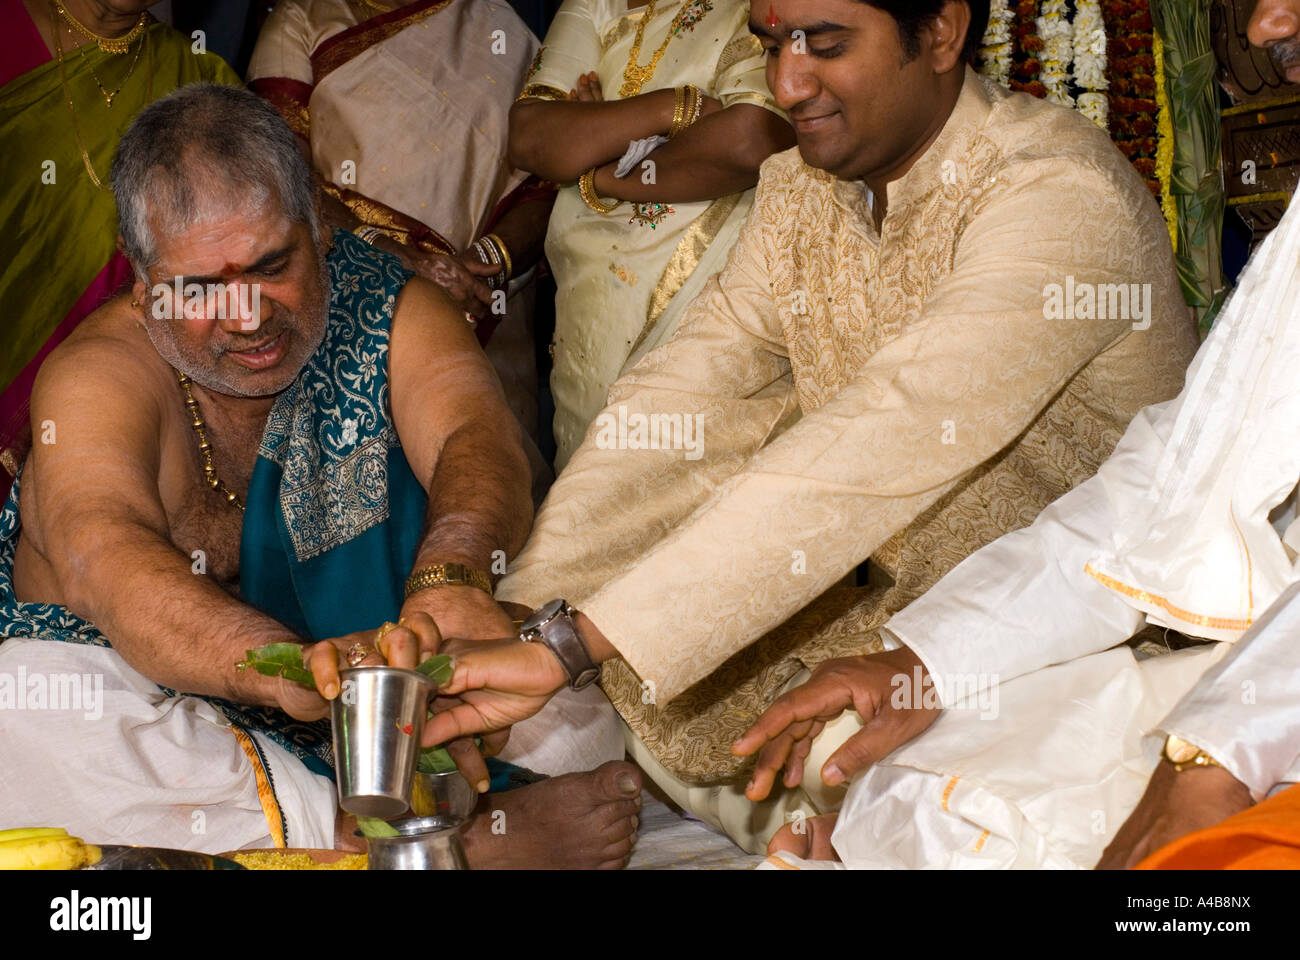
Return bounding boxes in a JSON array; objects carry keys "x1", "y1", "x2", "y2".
[
  {"x1": 54, "y1": 0, "x2": 146, "y2": 54},
  {"x1": 177, "y1": 372, "x2": 246, "y2": 513},
  {"x1": 619, "y1": 0, "x2": 708, "y2": 98},
  {"x1": 53, "y1": 12, "x2": 152, "y2": 190},
  {"x1": 79, "y1": 28, "x2": 145, "y2": 106}
]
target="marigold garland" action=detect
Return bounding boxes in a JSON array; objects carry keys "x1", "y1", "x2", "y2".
[{"x1": 1153, "y1": 28, "x2": 1177, "y2": 252}]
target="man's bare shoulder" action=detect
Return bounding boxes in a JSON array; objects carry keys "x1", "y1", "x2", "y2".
[{"x1": 33, "y1": 294, "x2": 173, "y2": 419}]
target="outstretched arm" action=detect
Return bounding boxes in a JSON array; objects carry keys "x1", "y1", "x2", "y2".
[
  {"x1": 18, "y1": 334, "x2": 299, "y2": 708},
  {"x1": 388, "y1": 277, "x2": 534, "y2": 640}
]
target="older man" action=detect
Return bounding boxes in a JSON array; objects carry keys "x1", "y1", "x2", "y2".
[
  {"x1": 423, "y1": 0, "x2": 1198, "y2": 854},
  {"x1": 729, "y1": 0, "x2": 1300, "y2": 872},
  {"x1": 0, "y1": 84, "x2": 637, "y2": 868}
]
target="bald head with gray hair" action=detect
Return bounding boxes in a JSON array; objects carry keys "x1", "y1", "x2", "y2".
[{"x1": 112, "y1": 83, "x2": 318, "y2": 275}]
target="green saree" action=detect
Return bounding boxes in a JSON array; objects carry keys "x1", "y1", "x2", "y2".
[{"x1": 0, "y1": 8, "x2": 240, "y2": 495}]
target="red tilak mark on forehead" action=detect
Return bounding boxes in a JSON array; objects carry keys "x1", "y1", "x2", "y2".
[
  {"x1": 219, "y1": 263, "x2": 243, "y2": 280},
  {"x1": 766, "y1": 3, "x2": 779, "y2": 28}
]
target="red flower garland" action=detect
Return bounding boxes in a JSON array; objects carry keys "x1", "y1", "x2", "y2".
[{"x1": 1104, "y1": 0, "x2": 1162, "y2": 196}]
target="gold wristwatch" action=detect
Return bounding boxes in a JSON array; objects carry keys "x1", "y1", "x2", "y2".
[
  {"x1": 1163, "y1": 734, "x2": 1222, "y2": 773},
  {"x1": 404, "y1": 562, "x2": 493, "y2": 599}
]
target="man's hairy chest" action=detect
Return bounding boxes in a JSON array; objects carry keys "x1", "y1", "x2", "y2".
[{"x1": 160, "y1": 409, "x2": 265, "y2": 593}]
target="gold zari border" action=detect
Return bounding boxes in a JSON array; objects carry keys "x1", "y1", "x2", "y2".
[
  {"x1": 517, "y1": 82, "x2": 568, "y2": 102},
  {"x1": 313, "y1": 0, "x2": 453, "y2": 86},
  {"x1": 231, "y1": 727, "x2": 286, "y2": 848},
  {"x1": 1084, "y1": 564, "x2": 1253, "y2": 633},
  {"x1": 635, "y1": 191, "x2": 742, "y2": 354}
]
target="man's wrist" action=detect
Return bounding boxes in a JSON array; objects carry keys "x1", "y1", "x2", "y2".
[
  {"x1": 573, "y1": 611, "x2": 617, "y2": 662},
  {"x1": 404, "y1": 561, "x2": 494, "y2": 599},
  {"x1": 1155, "y1": 757, "x2": 1252, "y2": 805},
  {"x1": 401, "y1": 582, "x2": 496, "y2": 608},
  {"x1": 499, "y1": 600, "x2": 533, "y2": 623}
]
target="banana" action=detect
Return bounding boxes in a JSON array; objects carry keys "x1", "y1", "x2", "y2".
[
  {"x1": 0, "y1": 827, "x2": 68, "y2": 843},
  {"x1": 0, "y1": 834, "x2": 93, "y2": 870}
]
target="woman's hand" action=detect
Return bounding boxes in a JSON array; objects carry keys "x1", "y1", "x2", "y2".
[
  {"x1": 406, "y1": 250, "x2": 497, "y2": 318},
  {"x1": 571, "y1": 71, "x2": 603, "y2": 102}
]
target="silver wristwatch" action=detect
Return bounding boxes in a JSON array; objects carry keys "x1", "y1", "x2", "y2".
[{"x1": 520, "y1": 598, "x2": 601, "y2": 690}]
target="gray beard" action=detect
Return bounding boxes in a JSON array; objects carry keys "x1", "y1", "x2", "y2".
[{"x1": 146, "y1": 251, "x2": 331, "y2": 399}]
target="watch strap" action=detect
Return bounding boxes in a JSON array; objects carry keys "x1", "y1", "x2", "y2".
[
  {"x1": 404, "y1": 562, "x2": 493, "y2": 599},
  {"x1": 522, "y1": 601, "x2": 601, "y2": 690}
]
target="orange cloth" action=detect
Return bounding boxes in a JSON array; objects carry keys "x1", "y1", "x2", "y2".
[{"x1": 1138, "y1": 783, "x2": 1300, "y2": 869}]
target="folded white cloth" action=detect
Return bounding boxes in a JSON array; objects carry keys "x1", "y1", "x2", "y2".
[
  {"x1": 614, "y1": 135, "x2": 669, "y2": 179},
  {"x1": 830, "y1": 644, "x2": 1232, "y2": 868}
]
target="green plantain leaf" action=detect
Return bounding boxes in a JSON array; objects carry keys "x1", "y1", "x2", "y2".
[
  {"x1": 235, "y1": 643, "x2": 316, "y2": 688},
  {"x1": 356, "y1": 816, "x2": 400, "y2": 838}
]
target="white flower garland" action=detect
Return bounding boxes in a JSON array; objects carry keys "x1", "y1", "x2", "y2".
[
  {"x1": 1036, "y1": 0, "x2": 1075, "y2": 107},
  {"x1": 1072, "y1": 0, "x2": 1109, "y2": 130},
  {"x1": 978, "y1": 0, "x2": 1015, "y2": 88},
  {"x1": 977, "y1": 1, "x2": 1111, "y2": 131}
]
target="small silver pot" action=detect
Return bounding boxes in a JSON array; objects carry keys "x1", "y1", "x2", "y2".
[
  {"x1": 409, "y1": 769, "x2": 477, "y2": 821},
  {"x1": 366, "y1": 816, "x2": 469, "y2": 870}
]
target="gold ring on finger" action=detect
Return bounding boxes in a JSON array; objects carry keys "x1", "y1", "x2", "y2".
[
  {"x1": 374, "y1": 620, "x2": 402, "y2": 656},
  {"x1": 346, "y1": 641, "x2": 376, "y2": 667}
]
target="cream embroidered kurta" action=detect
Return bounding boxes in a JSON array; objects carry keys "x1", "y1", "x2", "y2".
[
  {"x1": 498, "y1": 69, "x2": 1199, "y2": 782},
  {"x1": 524, "y1": 0, "x2": 784, "y2": 468}
]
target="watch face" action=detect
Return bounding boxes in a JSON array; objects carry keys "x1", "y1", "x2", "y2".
[
  {"x1": 522, "y1": 598, "x2": 565, "y2": 633},
  {"x1": 1165, "y1": 736, "x2": 1200, "y2": 764}
]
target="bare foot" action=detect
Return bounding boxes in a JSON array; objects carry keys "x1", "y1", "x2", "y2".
[
  {"x1": 767, "y1": 812, "x2": 840, "y2": 861},
  {"x1": 461, "y1": 760, "x2": 642, "y2": 869}
]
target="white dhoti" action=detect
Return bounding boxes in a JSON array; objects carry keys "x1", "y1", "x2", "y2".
[
  {"x1": 831, "y1": 644, "x2": 1226, "y2": 868},
  {"x1": 0, "y1": 637, "x2": 336, "y2": 853},
  {"x1": 760, "y1": 640, "x2": 1300, "y2": 870},
  {"x1": 495, "y1": 684, "x2": 627, "y2": 777},
  {"x1": 0, "y1": 634, "x2": 625, "y2": 855}
]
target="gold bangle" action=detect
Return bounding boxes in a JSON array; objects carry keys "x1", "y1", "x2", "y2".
[
  {"x1": 354, "y1": 225, "x2": 382, "y2": 245},
  {"x1": 404, "y1": 563, "x2": 494, "y2": 599},
  {"x1": 578, "y1": 168, "x2": 620, "y2": 214},
  {"x1": 672, "y1": 84, "x2": 702, "y2": 137},
  {"x1": 685, "y1": 84, "x2": 703, "y2": 129},
  {"x1": 484, "y1": 233, "x2": 513, "y2": 280},
  {"x1": 669, "y1": 85, "x2": 688, "y2": 137}
]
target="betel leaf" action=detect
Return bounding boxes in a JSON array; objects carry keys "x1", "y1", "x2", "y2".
[
  {"x1": 415, "y1": 654, "x2": 453, "y2": 686},
  {"x1": 235, "y1": 642, "x2": 316, "y2": 688},
  {"x1": 416, "y1": 745, "x2": 459, "y2": 774},
  {"x1": 356, "y1": 816, "x2": 400, "y2": 839}
]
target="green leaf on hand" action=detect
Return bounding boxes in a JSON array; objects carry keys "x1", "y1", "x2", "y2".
[
  {"x1": 356, "y1": 816, "x2": 400, "y2": 839},
  {"x1": 235, "y1": 642, "x2": 316, "y2": 688},
  {"x1": 416, "y1": 745, "x2": 460, "y2": 774},
  {"x1": 415, "y1": 654, "x2": 453, "y2": 686}
]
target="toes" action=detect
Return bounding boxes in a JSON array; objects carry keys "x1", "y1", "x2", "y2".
[
  {"x1": 766, "y1": 822, "x2": 811, "y2": 858},
  {"x1": 591, "y1": 760, "x2": 642, "y2": 802},
  {"x1": 598, "y1": 832, "x2": 635, "y2": 864},
  {"x1": 595, "y1": 797, "x2": 641, "y2": 830}
]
